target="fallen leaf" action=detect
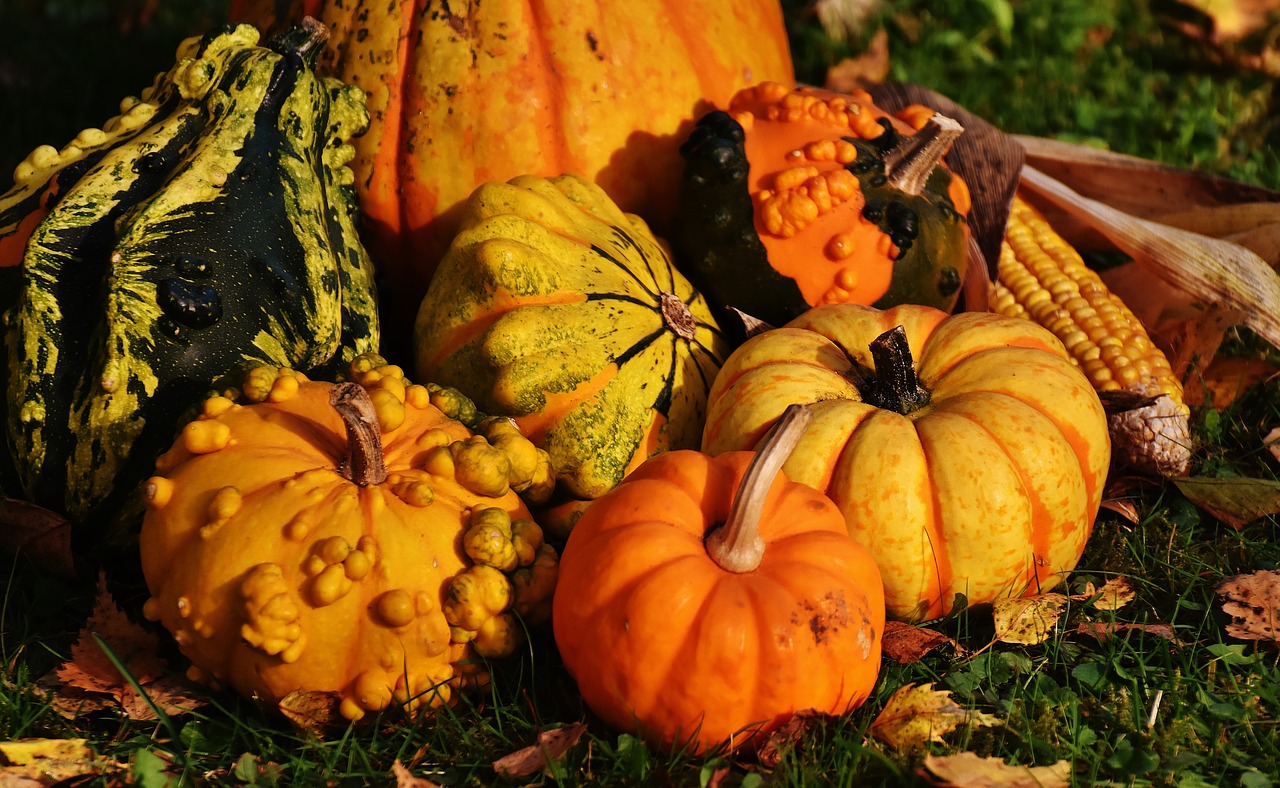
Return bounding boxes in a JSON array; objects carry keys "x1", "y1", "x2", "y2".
[
  {"x1": 0, "y1": 738, "x2": 120, "y2": 785},
  {"x1": 992, "y1": 594, "x2": 1069, "y2": 645},
  {"x1": 392, "y1": 760, "x2": 443, "y2": 788},
  {"x1": 812, "y1": 0, "x2": 884, "y2": 44},
  {"x1": 882, "y1": 620, "x2": 965, "y2": 663},
  {"x1": 1071, "y1": 577, "x2": 1135, "y2": 611},
  {"x1": 0, "y1": 498, "x2": 77, "y2": 580},
  {"x1": 277, "y1": 690, "x2": 342, "y2": 734},
  {"x1": 1215, "y1": 569, "x2": 1280, "y2": 646},
  {"x1": 870, "y1": 683, "x2": 1002, "y2": 751},
  {"x1": 1100, "y1": 498, "x2": 1141, "y2": 524},
  {"x1": 1266, "y1": 427, "x2": 1280, "y2": 464},
  {"x1": 46, "y1": 575, "x2": 206, "y2": 720},
  {"x1": 1172, "y1": 476, "x2": 1280, "y2": 530},
  {"x1": 1183, "y1": 356, "x2": 1280, "y2": 409},
  {"x1": 824, "y1": 27, "x2": 890, "y2": 91},
  {"x1": 492, "y1": 723, "x2": 588, "y2": 780},
  {"x1": 921, "y1": 752, "x2": 1072, "y2": 787},
  {"x1": 1173, "y1": 0, "x2": 1280, "y2": 42},
  {"x1": 756, "y1": 710, "x2": 827, "y2": 768},
  {"x1": 1073, "y1": 622, "x2": 1180, "y2": 645}
]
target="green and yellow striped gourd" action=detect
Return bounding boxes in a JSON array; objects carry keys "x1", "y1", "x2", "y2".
[
  {"x1": 414, "y1": 174, "x2": 728, "y2": 509},
  {"x1": 0, "y1": 19, "x2": 379, "y2": 542}
]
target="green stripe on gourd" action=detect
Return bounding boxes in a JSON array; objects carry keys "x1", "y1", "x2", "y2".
[
  {"x1": 415, "y1": 174, "x2": 727, "y2": 503},
  {"x1": 1, "y1": 19, "x2": 379, "y2": 542}
]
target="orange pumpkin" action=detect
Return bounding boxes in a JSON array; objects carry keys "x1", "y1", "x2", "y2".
[
  {"x1": 228, "y1": 0, "x2": 796, "y2": 340},
  {"x1": 553, "y1": 406, "x2": 885, "y2": 754},
  {"x1": 701, "y1": 304, "x2": 1111, "y2": 622}
]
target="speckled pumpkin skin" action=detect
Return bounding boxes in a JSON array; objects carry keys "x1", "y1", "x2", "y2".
[
  {"x1": 701, "y1": 304, "x2": 1111, "y2": 622},
  {"x1": 139, "y1": 364, "x2": 557, "y2": 721}
]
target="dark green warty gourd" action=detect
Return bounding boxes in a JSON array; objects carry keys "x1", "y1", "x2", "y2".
[{"x1": 0, "y1": 18, "x2": 379, "y2": 543}]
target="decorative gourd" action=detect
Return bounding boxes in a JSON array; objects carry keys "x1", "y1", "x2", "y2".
[
  {"x1": 0, "y1": 20, "x2": 380, "y2": 539},
  {"x1": 701, "y1": 303, "x2": 1111, "y2": 622},
  {"x1": 553, "y1": 405, "x2": 885, "y2": 754},
  {"x1": 674, "y1": 82, "x2": 972, "y2": 328},
  {"x1": 139, "y1": 355, "x2": 558, "y2": 721},
  {"x1": 227, "y1": 0, "x2": 796, "y2": 342},
  {"x1": 415, "y1": 174, "x2": 729, "y2": 503}
]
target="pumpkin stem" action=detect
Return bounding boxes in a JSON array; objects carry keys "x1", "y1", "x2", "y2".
[
  {"x1": 659, "y1": 291, "x2": 699, "y2": 341},
  {"x1": 266, "y1": 16, "x2": 330, "y2": 64},
  {"x1": 883, "y1": 113, "x2": 964, "y2": 196},
  {"x1": 856, "y1": 325, "x2": 931, "y2": 415},
  {"x1": 706, "y1": 404, "x2": 813, "y2": 573},
  {"x1": 330, "y1": 382, "x2": 388, "y2": 486}
]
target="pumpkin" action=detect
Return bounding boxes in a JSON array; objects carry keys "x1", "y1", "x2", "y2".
[
  {"x1": 414, "y1": 174, "x2": 730, "y2": 504},
  {"x1": 673, "y1": 82, "x2": 972, "y2": 329},
  {"x1": 701, "y1": 303, "x2": 1111, "y2": 622},
  {"x1": 0, "y1": 20, "x2": 379, "y2": 540},
  {"x1": 139, "y1": 355, "x2": 558, "y2": 721},
  {"x1": 553, "y1": 405, "x2": 885, "y2": 754},
  {"x1": 227, "y1": 0, "x2": 796, "y2": 342}
]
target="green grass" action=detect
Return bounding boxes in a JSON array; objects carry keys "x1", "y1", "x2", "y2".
[{"x1": 4, "y1": 0, "x2": 1280, "y2": 785}]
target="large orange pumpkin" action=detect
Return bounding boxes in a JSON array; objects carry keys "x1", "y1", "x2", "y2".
[
  {"x1": 228, "y1": 0, "x2": 796, "y2": 340},
  {"x1": 701, "y1": 304, "x2": 1111, "y2": 622}
]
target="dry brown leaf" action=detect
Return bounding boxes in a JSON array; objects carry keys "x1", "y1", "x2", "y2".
[
  {"x1": 492, "y1": 723, "x2": 588, "y2": 780},
  {"x1": 1173, "y1": 476, "x2": 1280, "y2": 530},
  {"x1": 813, "y1": 0, "x2": 884, "y2": 43},
  {"x1": 824, "y1": 27, "x2": 890, "y2": 91},
  {"x1": 1265, "y1": 427, "x2": 1280, "y2": 464},
  {"x1": 1071, "y1": 578, "x2": 1135, "y2": 611},
  {"x1": 870, "y1": 683, "x2": 1002, "y2": 751},
  {"x1": 47, "y1": 575, "x2": 206, "y2": 721},
  {"x1": 1018, "y1": 165, "x2": 1280, "y2": 380},
  {"x1": 1073, "y1": 622, "x2": 1180, "y2": 645},
  {"x1": 882, "y1": 620, "x2": 965, "y2": 663},
  {"x1": 392, "y1": 760, "x2": 443, "y2": 788},
  {"x1": 756, "y1": 710, "x2": 827, "y2": 768},
  {"x1": 992, "y1": 594, "x2": 1069, "y2": 645},
  {"x1": 1216, "y1": 569, "x2": 1280, "y2": 646},
  {"x1": 278, "y1": 690, "x2": 342, "y2": 734},
  {"x1": 0, "y1": 738, "x2": 119, "y2": 785},
  {"x1": 1184, "y1": 357, "x2": 1280, "y2": 409},
  {"x1": 0, "y1": 498, "x2": 77, "y2": 581},
  {"x1": 1100, "y1": 498, "x2": 1141, "y2": 524},
  {"x1": 1173, "y1": 0, "x2": 1280, "y2": 42},
  {"x1": 922, "y1": 752, "x2": 1072, "y2": 787}
]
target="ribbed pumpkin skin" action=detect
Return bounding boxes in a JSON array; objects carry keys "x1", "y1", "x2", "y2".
[
  {"x1": 553, "y1": 448, "x2": 884, "y2": 754},
  {"x1": 415, "y1": 174, "x2": 729, "y2": 502},
  {"x1": 229, "y1": 0, "x2": 795, "y2": 339},
  {"x1": 701, "y1": 304, "x2": 1111, "y2": 622},
  {"x1": 0, "y1": 23, "x2": 379, "y2": 533}
]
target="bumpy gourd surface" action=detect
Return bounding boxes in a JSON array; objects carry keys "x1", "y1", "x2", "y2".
[
  {"x1": 0, "y1": 22, "x2": 378, "y2": 531},
  {"x1": 702, "y1": 304, "x2": 1111, "y2": 622},
  {"x1": 415, "y1": 174, "x2": 729, "y2": 501},
  {"x1": 140, "y1": 362, "x2": 557, "y2": 721}
]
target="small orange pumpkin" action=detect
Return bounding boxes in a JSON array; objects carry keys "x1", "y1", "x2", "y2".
[
  {"x1": 702, "y1": 303, "x2": 1111, "y2": 622},
  {"x1": 553, "y1": 405, "x2": 885, "y2": 754}
]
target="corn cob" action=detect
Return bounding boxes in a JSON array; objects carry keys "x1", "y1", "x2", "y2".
[{"x1": 989, "y1": 195, "x2": 1192, "y2": 477}]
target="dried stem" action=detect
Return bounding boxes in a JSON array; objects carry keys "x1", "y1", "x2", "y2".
[{"x1": 330, "y1": 382, "x2": 388, "y2": 486}]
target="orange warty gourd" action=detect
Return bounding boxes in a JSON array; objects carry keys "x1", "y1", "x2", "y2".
[
  {"x1": 701, "y1": 304, "x2": 1111, "y2": 622},
  {"x1": 553, "y1": 406, "x2": 885, "y2": 754},
  {"x1": 139, "y1": 357, "x2": 559, "y2": 721},
  {"x1": 227, "y1": 0, "x2": 796, "y2": 340}
]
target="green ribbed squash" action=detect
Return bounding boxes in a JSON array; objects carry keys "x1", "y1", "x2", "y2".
[
  {"x1": 0, "y1": 19, "x2": 379, "y2": 539},
  {"x1": 414, "y1": 174, "x2": 728, "y2": 503}
]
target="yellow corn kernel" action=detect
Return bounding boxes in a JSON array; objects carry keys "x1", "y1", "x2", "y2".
[{"x1": 988, "y1": 195, "x2": 1191, "y2": 477}]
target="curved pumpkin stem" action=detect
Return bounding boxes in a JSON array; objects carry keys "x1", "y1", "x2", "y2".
[
  {"x1": 884, "y1": 113, "x2": 964, "y2": 196},
  {"x1": 330, "y1": 382, "x2": 388, "y2": 486},
  {"x1": 706, "y1": 404, "x2": 812, "y2": 573}
]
